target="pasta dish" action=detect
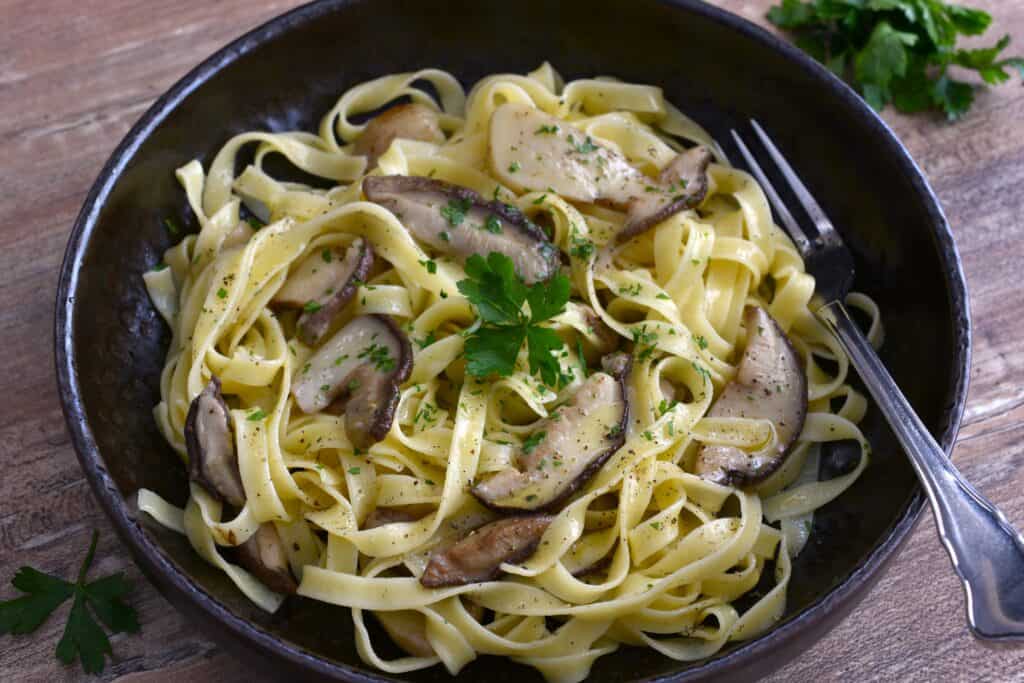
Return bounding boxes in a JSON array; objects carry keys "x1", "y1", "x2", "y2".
[{"x1": 139, "y1": 64, "x2": 880, "y2": 682}]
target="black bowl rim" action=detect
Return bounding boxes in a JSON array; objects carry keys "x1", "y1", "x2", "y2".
[{"x1": 54, "y1": 0, "x2": 972, "y2": 680}]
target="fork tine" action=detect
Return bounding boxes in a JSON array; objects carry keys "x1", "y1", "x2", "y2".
[
  {"x1": 749, "y1": 120, "x2": 837, "y2": 242},
  {"x1": 729, "y1": 129, "x2": 813, "y2": 256}
]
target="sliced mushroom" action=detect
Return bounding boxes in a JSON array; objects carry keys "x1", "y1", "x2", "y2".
[
  {"x1": 292, "y1": 314, "x2": 412, "y2": 448},
  {"x1": 354, "y1": 103, "x2": 446, "y2": 169},
  {"x1": 363, "y1": 175, "x2": 559, "y2": 284},
  {"x1": 236, "y1": 522, "x2": 298, "y2": 594},
  {"x1": 420, "y1": 515, "x2": 553, "y2": 588},
  {"x1": 185, "y1": 379, "x2": 298, "y2": 594},
  {"x1": 273, "y1": 238, "x2": 374, "y2": 347},
  {"x1": 619, "y1": 146, "x2": 713, "y2": 241},
  {"x1": 472, "y1": 353, "x2": 630, "y2": 512},
  {"x1": 582, "y1": 305, "x2": 619, "y2": 354},
  {"x1": 487, "y1": 103, "x2": 710, "y2": 240},
  {"x1": 695, "y1": 306, "x2": 807, "y2": 486},
  {"x1": 185, "y1": 377, "x2": 245, "y2": 508},
  {"x1": 363, "y1": 506, "x2": 431, "y2": 529}
]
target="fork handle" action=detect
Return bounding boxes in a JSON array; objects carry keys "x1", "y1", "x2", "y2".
[{"x1": 818, "y1": 300, "x2": 1024, "y2": 641}]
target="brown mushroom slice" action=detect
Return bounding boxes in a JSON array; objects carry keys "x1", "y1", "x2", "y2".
[
  {"x1": 619, "y1": 146, "x2": 713, "y2": 240},
  {"x1": 420, "y1": 515, "x2": 554, "y2": 588},
  {"x1": 236, "y1": 522, "x2": 298, "y2": 594},
  {"x1": 354, "y1": 103, "x2": 445, "y2": 169},
  {"x1": 695, "y1": 306, "x2": 807, "y2": 487},
  {"x1": 581, "y1": 305, "x2": 619, "y2": 354},
  {"x1": 273, "y1": 238, "x2": 374, "y2": 347},
  {"x1": 471, "y1": 354, "x2": 630, "y2": 513},
  {"x1": 363, "y1": 175, "x2": 559, "y2": 284},
  {"x1": 487, "y1": 103, "x2": 710, "y2": 240},
  {"x1": 363, "y1": 506, "x2": 431, "y2": 529},
  {"x1": 292, "y1": 315, "x2": 412, "y2": 448},
  {"x1": 185, "y1": 377, "x2": 246, "y2": 508}
]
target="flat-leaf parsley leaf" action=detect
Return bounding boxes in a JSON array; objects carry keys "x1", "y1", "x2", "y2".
[
  {"x1": 0, "y1": 531, "x2": 139, "y2": 674},
  {"x1": 767, "y1": 0, "x2": 1024, "y2": 120},
  {"x1": 458, "y1": 252, "x2": 570, "y2": 387}
]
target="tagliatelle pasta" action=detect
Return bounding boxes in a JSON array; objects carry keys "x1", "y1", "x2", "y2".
[{"x1": 139, "y1": 63, "x2": 880, "y2": 682}]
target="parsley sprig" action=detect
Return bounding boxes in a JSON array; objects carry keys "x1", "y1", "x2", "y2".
[
  {"x1": 0, "y1": 531, "x2": 139, "y2": 674},
  {"x1": 457, "y1": 253, "x2": 570, "y2": 386},
  {"x1": 768, "y1": 0, "x2": 1024, "y2": 120}
]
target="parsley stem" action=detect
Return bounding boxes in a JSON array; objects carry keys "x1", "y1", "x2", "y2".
[{"x1": 77, "y1": 530, "x2": 100, "y2": 584}]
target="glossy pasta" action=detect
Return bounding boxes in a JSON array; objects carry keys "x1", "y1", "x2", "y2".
[{"x1": 140, "y1": 64, "x2": 881, "y2": 682}]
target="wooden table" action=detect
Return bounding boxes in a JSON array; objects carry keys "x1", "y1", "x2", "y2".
[{"x1": 2, "y1": 1, "x2": 1023, "y2": 680}]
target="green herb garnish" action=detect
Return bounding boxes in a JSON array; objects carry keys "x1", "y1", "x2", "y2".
[
  {"x1": 246, "y1": 408, "x2": 267, "y2": 421},
  {"x1": 0, "y1": 531, "x2": 139, "y2": 674},
  {"x1": 245, "y1": 215, "x2": 266, "y2": 230},
  {"x1": 303, "y1": 300, "x2": 322, "y2": 313},
  {"x1": 567, "y1": 134, "x2": 599, "y2": 154},
  {"x1": 441, "y1": 198, "x2": 473, "y2": 227},
  {"x1": 163, "y1": 217, "x2": 180, "y2": 236},
  {"x1": 522, "y1": 431, "x2": 547, "y2": 454},
  {"x1": 457, "y1": 252, "x2": 570, "y2": 386},
  {"x1": 767, "y1": 0, "x2": 1024, "y2": 120},
  {"x1": 484, "y1": 215, "x2": 503, "y2": 234},
  {"x1": 358, "y1": 342, "x2": 396, "y2": 372}
]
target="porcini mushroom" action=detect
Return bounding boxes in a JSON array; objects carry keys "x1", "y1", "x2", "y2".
[
  {"x1": 363, "y1": 175, "x2": 559, "y2": 284},
  {"x1": 487, "y1": 103, "x2": 711, "y2": 240},
  {"x1": 695, "y1": 306, "x2": 807, "y2": 486},
  {"x1": 471, "y1": 353, "x2": 631, "y2": 512},
  {"x1": 420, "y1": 515, "x2": 554, "y2": 588},
  {"x1": 273, "y1": 237, "x2": 373, "y2": 347},
  {"x1": 184, "y1": 378, "x2": 297, "y2": 594},
  {"x1": 291, "y1": 314, "x2": 412, "y2": 449},
  {"x1": 354, "y1": 102, "x2": 445, "y2": 169}
]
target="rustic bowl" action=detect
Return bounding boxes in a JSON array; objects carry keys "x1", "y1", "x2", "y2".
[{"x1": 55, "y1": 0, "x2": 971, "y2": 680}]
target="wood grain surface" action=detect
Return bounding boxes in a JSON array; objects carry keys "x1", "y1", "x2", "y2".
[{"x1": 1, "y1": 1, "x2": 1023, "y2": 681}]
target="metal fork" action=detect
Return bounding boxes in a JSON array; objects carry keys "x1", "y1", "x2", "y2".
[{"x1": 731, "y1": 120, "x2": 1024, "y2": 642}]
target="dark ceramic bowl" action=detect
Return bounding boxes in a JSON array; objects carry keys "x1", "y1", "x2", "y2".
[{"x1": 55, "y1": 0, "x2": 971, "y2": 680}]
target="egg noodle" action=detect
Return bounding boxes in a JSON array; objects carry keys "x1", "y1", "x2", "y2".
[{"x1": 139, "y1": 63, "x2": 881, "y2": 682}]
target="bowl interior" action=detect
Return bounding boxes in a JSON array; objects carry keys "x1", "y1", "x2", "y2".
[{"x1": 58, "y1": 0, "x2": 969, "y2": 680}]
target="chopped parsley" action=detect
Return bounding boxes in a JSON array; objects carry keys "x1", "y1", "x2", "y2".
[
  {"x1": 440, "y1": 198, "x2": 473, "y2": 227},
  {"x1": 534, "y1": 124, "x2": 559, "y2": 135},
  {"x1": 522, "y1": 431, "x2": 547, "y2": 454},
  {"x1": 348, "y1": 467, "x2": 361, "y2": 475},
  {"x1": 484, "y1": 215, "x2": 503, "y2": 234},
  {"x1": 508, "y1": 161, "x2": 521, "y2": 173},
  {"x1": 567, "y1": 134, "x2": 599, "y2": 154},
  {"x1": 419, "y1": 259, "x2": 438, "y2": 274},
  {"x1": 163, "y1": 217, "x2": 180, "y2": 236},
  {"x1": 216, "y1": 288, "x2": 228, "y2": 299},
  {"x1": 414, "y1": 331, "x2": 437, "y2": 349},
  {"x1": 303, "y1": 300, "x2": 322, "y2": 313},
  {"x1": 246, "y1": 408, "x2": 267, "y2": 421},
  {"x1": 358, "y1": 343, "x2": 396, "y2": 372},
  {"x1": 321, "y1": 248, "x2": 333, "y2": 263}
]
